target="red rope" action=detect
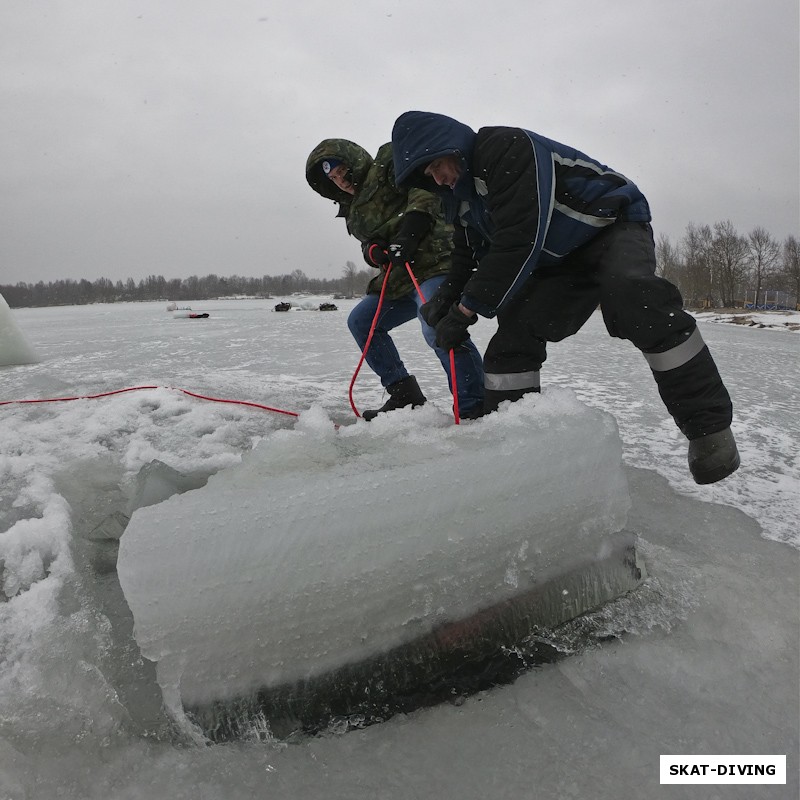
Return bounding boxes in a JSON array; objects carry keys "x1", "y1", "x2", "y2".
[
  {"x1": 449, "y1": 349, "x2": 460, "y2": 422},
  {"x1": 402, "y1": 261, "x2": 460, "y2": 425},
  {"x1": 404, "y1": 261, "x2": 426, "y2": 302},
  {"x1": 0, "y1": 385, "x2": 299, "y2": 417},
  {"x1": 347, "y1": 260, "x2": 461, "y2": 424},
  {"x1": 172, "y1": 388, "x2": 298, "y2": 417},
  {"x1": 0, "y1": 386, "x2": 160, "y2": 405},
  {"x1": 348, "y1": 264, "x2": 393, "y2": 418}
]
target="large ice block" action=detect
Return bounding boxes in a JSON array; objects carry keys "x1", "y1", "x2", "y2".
[{"x1": 117, "y1": 391, "x2": 640, "y2": 734}]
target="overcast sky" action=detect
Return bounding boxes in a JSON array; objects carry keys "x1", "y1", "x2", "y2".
[{"x1": 1, "y1": 0, "x2": 798, "y2": 286}]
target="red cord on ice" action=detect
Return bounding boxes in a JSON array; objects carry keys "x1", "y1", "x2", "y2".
[{"x1": 0, "y1": 385, "x2": 299, "y2": 417}]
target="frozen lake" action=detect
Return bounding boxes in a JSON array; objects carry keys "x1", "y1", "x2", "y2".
[{"x1": 1, "y1": 298, "x2": 797, "y2": 799}]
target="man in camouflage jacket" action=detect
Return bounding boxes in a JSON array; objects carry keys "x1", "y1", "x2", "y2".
[{"x1": 306, "y1": 138, "x2": 484, "y2": 419}]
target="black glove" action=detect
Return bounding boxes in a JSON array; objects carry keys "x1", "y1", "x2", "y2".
[
  {"x1": 420, "y1": 285, "x2": 460, "y2": 328},
  {"x1": 362, "y1": 240, "x2": 389, "y2": 268},
  {"x1": 386, "y1": 211, "x2": 433, "y2": 271},
  {"x1": 419, "y1": 277, "x2": 461, "y2": 328},
  {"x1": 434, "y1": 303, "x2": 478, "y2": 350},
  {"x1": 387, "y1": 242, "x2": 409, "y2": 270}
]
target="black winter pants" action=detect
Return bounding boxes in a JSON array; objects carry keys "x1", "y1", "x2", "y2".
[{"x1": 483, "y1": 222, "x2": 733, "y2": 438}]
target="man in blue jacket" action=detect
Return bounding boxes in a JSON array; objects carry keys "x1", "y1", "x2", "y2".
[{"x1": 391, "y1": 110, "x2": 739, "y2": 485}]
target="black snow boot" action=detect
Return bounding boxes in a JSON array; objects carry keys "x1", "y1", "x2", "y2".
[
  {"x1": 458, "y1": 405, "x2": 487, "y2": 420},
  {"x1": 363, "y1": 376, "x2": 426, "y2": 421},
  {"x1": 688, "y1": 427, "x2": 740, "y2": 485}
]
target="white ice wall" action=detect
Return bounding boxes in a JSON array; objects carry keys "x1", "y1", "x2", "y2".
[{"x1": 0, "y1": 293, "x2": 39, "y2": 367}]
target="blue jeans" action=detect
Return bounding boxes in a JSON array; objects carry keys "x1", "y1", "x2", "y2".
[{"x1": 347, "y1": 274, "x2": 485, "y2": 414}]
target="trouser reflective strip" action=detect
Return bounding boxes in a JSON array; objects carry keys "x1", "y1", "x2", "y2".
[
  {"x1": 643, "y1": 328, "x2": 706, "y2": 372},
  {"x1": 484, "y1": 370, "x2": 541, "y2": 391}
]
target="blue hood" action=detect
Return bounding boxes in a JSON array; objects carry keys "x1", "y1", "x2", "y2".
[{"x1": 392, "y1": 111, "x2": 477, "y2": 201}]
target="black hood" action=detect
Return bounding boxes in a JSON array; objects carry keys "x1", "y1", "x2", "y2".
[{"x1": 391, "y1": 111, "x2": 477, "y2": 199}]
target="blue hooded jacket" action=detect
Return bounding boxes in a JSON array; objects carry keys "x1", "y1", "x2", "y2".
[{"x1": 392, "y1": 111, "x2": 651, "y2": 317}]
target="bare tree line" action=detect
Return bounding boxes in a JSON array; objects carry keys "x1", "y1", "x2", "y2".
[
  {"x1": 3, "y1": 222, "x2": 798, "y2": 310},
  {"x1": 1, "y1": 261, "x2": 373, "y2": 308},
  {"x1": 656, "y1": 223, "x2": 799, "y2": 309}
]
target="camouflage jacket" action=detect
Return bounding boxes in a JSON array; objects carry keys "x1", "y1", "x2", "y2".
[{"x1": 305, "y1": 139, "x2": 453, "y2": 299}]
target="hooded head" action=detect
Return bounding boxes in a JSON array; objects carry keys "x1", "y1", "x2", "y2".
[
  {"x1": 305, "y1": 139, "x2": 373, "y2": 207},
  {"x1": 391, "y1": 111, "x2": 477, "y2": 200}
]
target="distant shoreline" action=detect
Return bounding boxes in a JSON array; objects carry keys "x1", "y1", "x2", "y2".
[{"x1": 690, "y1": 308, "x2": 800, "y2": 333}]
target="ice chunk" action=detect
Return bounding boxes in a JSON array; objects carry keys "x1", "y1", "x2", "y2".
[
  {"x1": 117, "y1": 390, "x2": 633, "y2": 715},
  {"x1": 88, "y1": 511, "x2": 130, "y2": 542},
  {"x1": 0, "y1": 292, "x2": 39, "y2": 366},
  {"x1": 126, "y1": 459, "x2": 209, "y2": 514}
]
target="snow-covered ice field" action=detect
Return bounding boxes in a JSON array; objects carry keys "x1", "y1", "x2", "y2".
[{"x1": 1, "y1": 298, "x2": 797, "y2": 799}]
